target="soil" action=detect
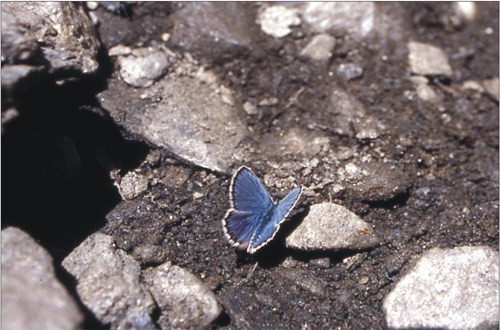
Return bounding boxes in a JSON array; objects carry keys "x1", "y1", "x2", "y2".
[{"x1": 2, "y1": 2, "x2": 498, "y2": 329}]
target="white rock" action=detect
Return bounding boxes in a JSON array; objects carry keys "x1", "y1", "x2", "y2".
[
  {"x1": 243, "y1": 101, "x2": 259, "y2": 115},
  {"x1": 118, "y1": 171, "x2": 149, "y2": 200},
  {"x1": 286, "y1": 202, "x2": 381, "y2": 250},
  {"x1": 408, "y1": 41, "x2": 453, "y2": 77},
  {"x1": 455, "y1": 2, "x2": 478, "y2": 22},
  {"x1": 384, "y1": 246, "x2": 499, "y2": 330},
  {"x1": 416, "y1": 83, "x2": 441, "y2": 104},
  {"x1": 257, "y1": 5, "x2": 301, "y2": 38},
  {"x1": 302, "y1": 2, "x2": 375, "y2": 39},
  {"x1": 462, "y1": 80, "x2": 484, "y2": 93},
  {"x1": 300, "y1": 34, "x2": 336, "y2": 62},
  {"x1": 119, "y1": 48, "x2": 170, "y2": 88}
]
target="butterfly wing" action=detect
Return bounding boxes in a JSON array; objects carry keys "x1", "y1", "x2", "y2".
[
  {"x1": 222, "y1": 166, "x2": 272, "y2": 251},
  {"x1": 222, "y1": 209, "x2": 262, "y2": 251},
  {"x1": 248, "y1": 187, "x2": 303, "y2": 253},
  {"x1": 272, "y1": 187, "x2": 303, "y2": 226},
  {"x1": 230, "y1": 166, "x2": 272, "y2": 212}
]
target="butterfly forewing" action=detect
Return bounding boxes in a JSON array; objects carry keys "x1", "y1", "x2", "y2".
[
  {"x1": 231, "y1": 167, "x2": 272, "y2": 213},
  {"x1": 273, "y1": 187, "x2": 303, "y2": 225}
]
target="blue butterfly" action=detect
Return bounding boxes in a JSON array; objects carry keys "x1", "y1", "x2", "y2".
[{"x1": 222, "y1": 166, "x2": 303, "y2": 254}]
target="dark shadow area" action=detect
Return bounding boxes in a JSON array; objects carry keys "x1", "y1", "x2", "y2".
[
  {"x1": 213, "y1": 311, "x2": 231, "y2": 327},
  {"x1": 2, "y1": 48, "x2": 150, "y2": 330}
]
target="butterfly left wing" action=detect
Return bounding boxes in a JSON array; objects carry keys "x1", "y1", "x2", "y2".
[
  {"x1": 247, "y1": 186, "x2": 303, "y2": 253},
  {"x1": 222, "y1": 166, "x2": 272, "y2": 252}
]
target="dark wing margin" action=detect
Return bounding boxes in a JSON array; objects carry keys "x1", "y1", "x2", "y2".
[{"x1": 222, "y1": 209, "x2": 261, "y2": 251}]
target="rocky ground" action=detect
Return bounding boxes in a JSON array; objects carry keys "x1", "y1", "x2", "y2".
[{"x1": 2, "y1": 2, "x2": 498, "y2": 330}]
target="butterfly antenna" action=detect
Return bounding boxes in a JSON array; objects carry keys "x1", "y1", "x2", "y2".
[{"x1": 235, "y1": 262, "x2": 259, "y2": 287}]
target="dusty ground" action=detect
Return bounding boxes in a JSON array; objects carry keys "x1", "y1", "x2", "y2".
[{"x1": 2, "y1": 2, "x2": 498, "y2": 329}]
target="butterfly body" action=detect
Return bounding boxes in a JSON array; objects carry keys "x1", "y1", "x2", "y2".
[{"x1": 222, "y1": 166, "x2": 303, "y2": 254}]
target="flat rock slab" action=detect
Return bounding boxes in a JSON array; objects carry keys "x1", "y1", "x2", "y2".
[
  {"x1": 383, "y1": 246, "x2": 499, "y2": 330},
  {"x1": 98, "y1": 75, "x2": 248, "y2": 173},
  {"x1": 286, "y1": 202, "x2": 381, "y2": 251},
  {"x1": 170, "y1": 2, "x2": 260, "y2": 63},
  {"x1": 143, "y1": 261, "x2": 221, "y2": 330},
  {"x1": 341, "y1": 162, "x2": 411, "y2": 202},
  {"x1": 2, "y1": 227, "x2": 83, "y2": 330}
]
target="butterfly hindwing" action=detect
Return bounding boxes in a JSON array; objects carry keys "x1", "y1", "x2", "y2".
[{"x1": 222, "y1": 209, "x2": 262, "y2": 250}]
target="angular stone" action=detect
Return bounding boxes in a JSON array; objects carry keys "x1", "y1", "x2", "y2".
[
  {"x1": 286, "y1": 203, "x2": 381, "y2": 250},
  {"x1": 2, "y1": 227, "x2": 83, "y2": 330},
  {"x1": 300, "y1": 34, "x2": 336, "y2": 62},
  {"x1": 62, "y1": 233, "x2": 156, "y2": 330},
  {"x1": 143, "y1": 261, "x2": 221, "y2": 330},
  {"x1": 408, "y1": 41, "x2": 453, "y2": 77},
  {"x1": 327, "y1": 85, "x2": 367, "y2": 137},
  {"x1": 383, "y1": 246, "x2": 499, "y2": 330},
  {"x1": 336, "y1": 63, "x2": 364, "y2": 81},
  {"x1": 483, "y1": 77, "x2": 499, "y2": 101},
  {"x1": 98, "y1": 75, "x2": 248, "y2": 173}
]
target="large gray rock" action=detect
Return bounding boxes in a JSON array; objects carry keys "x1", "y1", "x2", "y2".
[
  {"x1": 383, "y1": 246, "x2": 499, "y2": 330},
  {"x1": 286, "y1": 203, "x2": 381, "y2": 251},
  {"x1": 98, "y1": 74, "x2": 248, "y2": 173},
  {"x1": 1, "y1": 2, "x2": 99, "y2": 76},
  {"x1": 408, "y1": 41, "x2": 453, "y2": 77},
  {"x1": 62, "y1": 233, "x2": 157, "y2": 330},
  {"x1": 2, "y1": 227, "x2": 83, "y2": 330},
  {"x1": 143, "y1": 261, "x2": 222, "y2": 330}
]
